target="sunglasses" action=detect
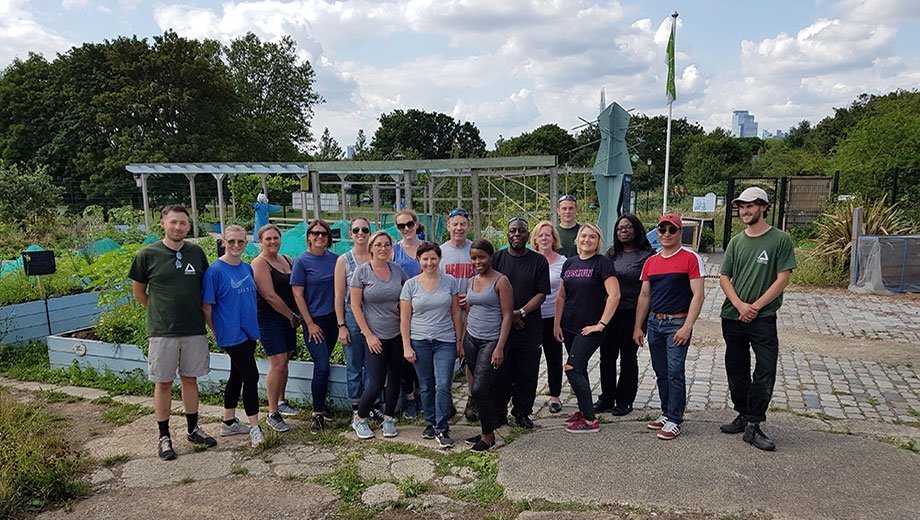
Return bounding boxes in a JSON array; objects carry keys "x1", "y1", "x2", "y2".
[
  {"x1": 351, "y1": 226, "x2": 370, "y2": 234},
  {"x1": 657, "y1": 225, "x2": 680, "y2": 235},
  {"x1": 558, "y1": 194, "x2": 576, "y2": 203},
  {"x1": 509, "y1": 217, "x2": 528, "y2": 226},
  {"x1": 225, "y1": 239, "x2": 246, "y2": 246},
  {"x1": 396, "y1": 221, "x2": 416, "y2": 230},
  {"x1": 449, "y1": 208, "x2": 470, "y2": 218},
  {"x1": 309, "y1": 230, "x2": 329, "y2": 237},
  {"x1": 174, "y1": 250, "x2": 183, "y2": 269}
]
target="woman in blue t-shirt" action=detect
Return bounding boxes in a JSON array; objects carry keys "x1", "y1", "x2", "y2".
[
  {"x1": 291, "y1": 219, "x2": 339, "y2": 434},
  {"x1": 202, "y1": 225, "x2": 264, "y2": 447},
  {"x1": 553, "y1": 223, "x2": 621, "y2": 434}
]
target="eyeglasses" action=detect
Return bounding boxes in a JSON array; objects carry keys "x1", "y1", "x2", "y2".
[
  {"x1": 225, "y1": 239, "x2": 246, "y2": 246},
  {"x1": 309, "y1": 230, "x2": 329, "y2": 237},
  {"x1": 657, "y1": 225, "x2": 680, "y2": 235},
  {"x1": 449, "y1": 208, "x2": 469, "y2": 218},
  {"x1": 508, "y1": 217, "x2": 528, "y2": 227},
  {"x1": 174, "y1": 250, "x2": 183, "y2": 269},
  {"x1": 558, "y1": 194, "x2": 576, "y2": 203},
  {"x1": 396, "y1": 221, "x2": 416, "y2": 230},
  {"x1": 351, "y1": 227, "x2": 370, "y2": 234}
]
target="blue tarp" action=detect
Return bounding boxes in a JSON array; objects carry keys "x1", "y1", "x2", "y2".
[
  {"x1": 0, "y1": 245, "x2": 43, "y2": 276},
  {"x1": 86, "y1": 238, "x2": 121, "y2": 256}
]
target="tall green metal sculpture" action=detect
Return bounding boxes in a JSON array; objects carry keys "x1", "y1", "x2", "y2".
[{"x1": 593, "y1": 102, "x2": 633, "y2": 241}]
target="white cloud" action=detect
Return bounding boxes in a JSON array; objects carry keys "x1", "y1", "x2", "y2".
[
  {"x1": 0, "y1": 0, "x2": 72, "y2": 66},
  {"x1": 61, "y1": 0, "x2": 89, "y2": 9},
  {"x1": 452, "y1": 88, "x2": 540, "y2": 128},
  {"x1": 839, "y1": 0, "x2": 920, "y2": 23}
]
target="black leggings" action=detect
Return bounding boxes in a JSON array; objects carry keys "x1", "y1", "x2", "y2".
[
  {"x1": 358, "y1": 335, "x2": 404, "y2": 418},
  {"x1": 563, "y1": 330, "x2": 605, "y2": 421},
  {"x1": 464, "y1": 334, "x2": 501, "y2": 435},
  {"x1": 542, "y1": 317, "x2": 566, "y2": 397},
  {"x1": 597, "y1": 308, "x2": 641, "y2": 408},
  {"x1": 224, "y1": 339, "x2": 260, "y2": 417}
]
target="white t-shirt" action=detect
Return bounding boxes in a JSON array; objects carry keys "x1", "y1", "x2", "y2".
[{"x1": 541, "y1": 254, "x2": 567, "y2": 318}]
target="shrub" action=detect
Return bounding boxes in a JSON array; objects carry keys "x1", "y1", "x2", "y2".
[
  {"x1": 95, "y1": 303, "x2": 148, "y2": 351},
  {"x1": 810, "y1": 196, "x2": 913, "y2": 268},
  {"x1": 0, "y1": 253, "x2": 88, "y2": 306},
  {"x1": 790, "y1": 251, "x2": 847, "y2": 287}
]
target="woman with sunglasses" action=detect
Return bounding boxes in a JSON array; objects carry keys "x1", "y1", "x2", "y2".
[
  {"x1": 350, "y1": 231, "x2": 409, "y2": 439},
  {"x1": 393, "y1": 209, "x2": 423, "y2": 419},
  {"x1": 463, "y1": 239, "x2": 513, "y2": 452},
  {"x1": 202, "y1": 225, "x2": 264, "y2": 447},
  {"x1": 530, "y1": 220, "x2": 567, "y2": 414},
  {"x1": 553, "y1": 223, "x2": 620, "y2": 433},
  {"x1": 595, "y1": 214, "x2": 654, "y2": 417},
  {"x1": 252, "y1": 224, "x2": 302, "y2": 433},
  {"x1": 291, "y1": 219, "x2": 339, "y2": 434},
  {"x1": 334, "y1": 217, "x2": 373, "y2": 421}
]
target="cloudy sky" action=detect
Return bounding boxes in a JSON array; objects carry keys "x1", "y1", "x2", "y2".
[{"x1": 2, "y1": 0, "x2": 918, "y2": 150}]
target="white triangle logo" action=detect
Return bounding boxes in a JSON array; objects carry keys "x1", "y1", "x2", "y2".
[
  {"x1": 184, "y1": 263, "x2": 196, "y2": 275},
  {"x1": 757, "y1": 250, "x2": 769, "y2": 264}
]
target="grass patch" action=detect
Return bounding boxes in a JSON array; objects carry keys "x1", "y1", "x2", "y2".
[
  {"x1": 881, "y1": 436, "x2": 919, "y2": 455},
  {"x1": 101, "y1": 403, "x2": 153, "y2": 426},
  {"x1": 178, "y1": 476, "x2": 195, "y2": 484},
  {"x1": 396, "y1": 476, "x2": 429, "y2": 498},
  {"x1": 230, "y1": 466, "x2": 249, "y2": 476},
  {"x1": 909, "y1": 407, "x2": 920, "y2": 418},
  {"x1": 91, "y1": 395, "x2": 114, "y2": 405},
  {"x1": 454, "y1": 452, "x2": 504, "y2": 504},
  {"x1": 636, "y1": 413, "x2": 656, "y2": 422},
  {"x1": 250, "y1": 430, "x2": 284, "y2": 454},
  {"x1": 866, "y1": 397, "x2": 879, "y2": 406},
  {"x1": 769, "y1": 406, "x2": 840, "y2": 421},
  {"x1": 101, "y1": 453, "x2": 131, "y2": 466},
  {"x1": 315, "y1": 453, "x2": 368, "y2": 503},
  {"x1": 526, "y1": 499, "x2": 599, "y2": 512},
  {"x1": 0, "y1": 392, "x2": 89, "y2": 518},
  {"x1": 36, "y1": 390, "x2": 85, "y2": 403}
]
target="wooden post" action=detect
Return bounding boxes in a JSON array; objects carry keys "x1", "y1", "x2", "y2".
[
  {"x1": 297, "y1": 174, "x2": 308, "y2": 226},
  {"x1": 549, "y1": 167, "x2": 558, "y2": 226},
  {"x1": 849, "y1": 205, "x2": 864, "y2": 286},
  {"x1": 338, "y1": 174, "x2": 348, "y2": 220},
  {"x1": 471, "y1": 169, "x2": 481, "y2": 237},
  {"x1": 213, "y1": 173, "x2": 226, "y2": 235},
  {"x1": 311, "y1": 170, "x2": 322, "y2": 221},
  {"x1": 140, "y1": 174, "x2": 151, "y2": 232},
  {"x1": 427, "y1": 171, "x2": 435, "y2": 226},
  {"x1": 404, "y1": 170, "x2": 413, "y2": 209},
  {"x1": 373, "y1": 181, "x2": 381, "y2": 227},
  {"x1": 184, "y1": 173, "x2": 199, "y2": 237}
]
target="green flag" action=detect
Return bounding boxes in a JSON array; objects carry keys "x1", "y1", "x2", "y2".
[{"x1": 666, "y1": 15, "x2": 677, "y2": 104}]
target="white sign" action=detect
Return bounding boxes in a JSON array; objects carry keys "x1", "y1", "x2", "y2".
[
  {"x1": 693, "y1": 192, "x2": 717, "y2": 213},
  {"x1": 292, "y1": 192, "x2": 340, "y2": 212}
]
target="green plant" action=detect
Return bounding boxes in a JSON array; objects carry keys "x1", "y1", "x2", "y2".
[
  {"x1": 101, "y1": 403, "x2": 153, "y2": 426},
  {"x1": 36, "y1": 390, "x2": 84, "y2": 404},
  {"x1": 315, "y1": 455, "x2": 368, "y2": 503},
  {"x1": 94, "y1": 303, "x2": 148, "y2": 352},
  {"x1": 101, "y1": 453, "x2": 131, "y2": 466},
  {"x1": 789, "y1": 251, "x2": 847, "y2": 287},
  {"x1": 230, "y1": 466, "x2": 249, "y2": 476},
  {"x1": 396, "y1": 476, "x2": 429, "y2": 498},
  {"x1": 810, "y1": 196, "x2": 913, "y2": 267}
]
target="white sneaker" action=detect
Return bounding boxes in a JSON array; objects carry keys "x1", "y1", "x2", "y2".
[
  {"x1": 382, "y1": 416, "x2": 398, "y2": 438},
  {"x1": 657, "y1": 420, "x2": 681, "y2": 440},
  {"x1": 220, "y1": 417, "x2": 249, "y2": 436},
  {"x1": 353, "y1": 418, "x2": 375, "y2": 439},
  {"x1": 249, "y1": 425, "x2": 265, "y2": 447},
  {"x1": 277, "y1": 401, "x2": 298, "y2": 416}
]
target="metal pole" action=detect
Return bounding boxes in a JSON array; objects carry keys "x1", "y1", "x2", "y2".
[
  {"x1": 260, "y1": 174, "x2": 269, "y2": 197},
  {"x1": 549, "y1": 167, "x2": 558, "y2": 226},
  {"x1": 471, "y1": 169, "x2": 481, "y2": 237},
  {"x1": 373, "y1": 181, "x2": 381, "y2": 227},
  {"x1": 140, "y1": 174, "x2": 150, "y2": 231},
  {"x1": 213, "y1": 173, "x2": 226, "y2": 234},
  {"x1": 723, "y1": 177, "x2": 735, "y2": 251},
  {"x1": 456, "y1": 175, "x2": 462, "y2": 208},
  {"x1": 184, "y1": 173, "x2": 199, "y2": 238},
  {"x1": 663, "y1": 102, "x2": 673, "y2": 213}
]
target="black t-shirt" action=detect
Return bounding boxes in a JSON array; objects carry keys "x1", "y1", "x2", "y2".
[
  {"x1": 560, "y1": 254, "x2": 616, "y2": 333},
  {"x1": 492, "y1": 248, "x2": 550, "y2": 343},
  {"x1": 605, "y1": 247, "x2": 654, "y2": 310}
]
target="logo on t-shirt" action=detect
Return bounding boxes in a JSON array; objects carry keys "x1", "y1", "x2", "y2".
[
  {"x1": 563, "y1": 268, "x2": 594, "y2": 279},
  {"x1": 184, "y1": 263, "x2": 197, "y2": 275},
  {"x1": 231, "y1": 275, "x2": 251, "y2": 289},
  {"x1": 756, "y1": 250, "x2": 769, "y2": 265}
]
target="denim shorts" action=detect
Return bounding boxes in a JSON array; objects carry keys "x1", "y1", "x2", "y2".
[{"x1": 258, "y1": 312, "x2": 297, "y2": 357}]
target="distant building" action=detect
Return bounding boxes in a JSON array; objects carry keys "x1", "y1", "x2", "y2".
[
  {"x1": 732, "y1": 110, "x2": 759, "y2": 138},
  {"x1": 761, "y1": 129, "x2": 787, "y2": 140},
  {"x1": 346, "y1": 145, "x2": 355, "y2": 159}
]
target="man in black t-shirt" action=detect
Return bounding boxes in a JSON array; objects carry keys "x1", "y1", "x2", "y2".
[{"x1": 491, "y1": 218, "x2": 550, "y2": 428}]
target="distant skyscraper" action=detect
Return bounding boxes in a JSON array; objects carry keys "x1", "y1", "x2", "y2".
[
  {"x1": 732, "y1": 110, "x2": 759, "y2": 138},
  {"x1": 599, "y1": 88, "x2": 606, "y2": 115},
  {"x1": 346, "y1": 145, "x2": 355, "y2": 159}
]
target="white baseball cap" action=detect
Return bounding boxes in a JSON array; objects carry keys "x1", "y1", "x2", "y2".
[{"x1": 731, "y1": 186, "x2": 769, "y2": 205}]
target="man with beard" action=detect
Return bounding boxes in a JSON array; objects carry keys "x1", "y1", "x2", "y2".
[
  {"x1": 719, "y1": 187, "x2": 796, "y2": 451},
  {"x1": 491, "y1": 217, "x2": 550, "y2": 428}
]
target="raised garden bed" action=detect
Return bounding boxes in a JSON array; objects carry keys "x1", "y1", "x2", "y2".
[{"x1": 1, "y1": 292, "x2": 103, "y2": 345}]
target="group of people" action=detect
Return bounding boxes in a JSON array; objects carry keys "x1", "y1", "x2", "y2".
[{"x1": 129, "y1": 185, "x2": 795, "y2": 461}]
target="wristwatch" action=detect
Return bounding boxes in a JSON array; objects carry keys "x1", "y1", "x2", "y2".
[{"x1": 518, "y1": 308, "x2": 527, "y2": 319}]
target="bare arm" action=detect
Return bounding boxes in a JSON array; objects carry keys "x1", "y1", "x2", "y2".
[
  {"x1": 132, "y1": 281, "x2": 148, "y2": 308},
  {"x1": 582, "y1": 276, "x2": 620, "y2": 335},
  {"x1": 632, "y1": 281, "x2": 651, "y2": 346},
  {"x1": 674, "y1": 278, "x2": 706, "y2": 346},
  {"x1": 451, "y1": 294, "x2": 464, "y2": 358},
  {"x1": 401, "y1": 300, "x2": 415, "y2": 363},
  {"x1": 351, "y1": 286, "x2": 381, "y2": 353},
  {"x1": 334, "y1": 257, "x2": 351, "y2": 343},
  {"x1": 252, "y1": 257, "x2": 296, "y2": 320},
  {"x1": 293, "y1": 285, "x2": 322, "y2": 340},
  {"x1": 202, "y1": 302, "x2": 214, "y2": 333},
  {"x1": 492, "y1": 276, "x2": 514, "y2": 367},
  {"x1": 553, "y1": 282, "x2": 566, "y2": 342}
]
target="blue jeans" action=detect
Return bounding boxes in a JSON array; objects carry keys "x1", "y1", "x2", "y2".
[
  {"x1": 411, "y1": 339, "x2": 457, "y2": 433},
  {"x1": 305, "y1": 313, "x2": 338, "y2": 413},
  {"x1": 647, "y1": 315, "x2": 689, "y2": 424},
  {"x1": 343, "y1": 310, "x2": 370, "y2": 404}
]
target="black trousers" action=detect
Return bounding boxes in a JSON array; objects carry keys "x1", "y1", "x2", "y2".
[
  {"x1": 597, "y1": 308, "x2": 641, "y2": 408},
  {"x1": 563, "y1": 330, "x2": 605, "y2": 422},
  {"x1": 464, "y1": 334, "x2": 501, "y2": 435},
  {"x1": 541, "y1": 317, "x2": 567, "y2": 397},
  {"x1": 722, "y1": 316, "x2": 779, "y2": 423},
  {"x1": 493, "y1": 329, "x2": 542, "y2": 419},
  {"x1": 224, "y1": 339, "x2": 260, "y2": 417},
  {"x1": 358, "y1": 336, "x2": 404, "y2": 418}
]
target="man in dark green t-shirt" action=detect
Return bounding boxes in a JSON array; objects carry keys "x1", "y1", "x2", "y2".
[
  {"x1": 555, "y1": 194, "x2": 581, "y2": 258},
  {"x1": 128, "y1": 204, "x2": 215, "y2": 461},
  {"x1": 718, "y1": 187, "x2": 796, "y2": 452}
]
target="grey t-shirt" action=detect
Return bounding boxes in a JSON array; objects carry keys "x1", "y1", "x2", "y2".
[
  {"x1": 351, "y1": 261, "x2": 408, "y2": 340},
  {"x1": 399, "y1": 274, "x2": 459, "y2": 343},
  {"x1": 439, "y1": 240, "x2": 473, "y2": 294}
]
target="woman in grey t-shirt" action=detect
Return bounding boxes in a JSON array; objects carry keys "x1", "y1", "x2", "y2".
[
  {"x1": 350, "y1": 231, "x2": 408, "y2": 440},
  {"x1": 399, "y1": 242, "x2": 464, "y2": 449}
]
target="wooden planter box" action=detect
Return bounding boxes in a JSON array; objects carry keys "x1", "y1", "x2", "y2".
[
  {"x1": 46, "y1": 330, "x2": 351, "y2": 407},
  {"x1": 1, "y1": 292, "x2": 102, "y2": 345}
]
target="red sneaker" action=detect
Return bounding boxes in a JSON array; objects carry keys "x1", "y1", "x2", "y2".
[
  {"x1": 647, "y1": 415, "x2": 667, "y2": 430},
  {"x1": 565, "y1": 418, "x2": 600, "y2": 433},
  {"x1": 657, "y1": 420, "x2": 681, "y2": 440},
  {"x1": 565, "y1": 411, "x2": 584, "y2": 424}
]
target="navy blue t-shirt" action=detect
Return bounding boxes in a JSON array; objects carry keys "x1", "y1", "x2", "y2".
[
  {"x1": 289, "y1": 250, "x2": 339, "y2": 317},
  {"x1": 202, "y1": 259, "x2": 260, "y2": 347}
]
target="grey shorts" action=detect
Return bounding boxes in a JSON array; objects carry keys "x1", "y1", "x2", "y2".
[{"x1": 147, "y1": 335, "x2": 210, "y2": 383}]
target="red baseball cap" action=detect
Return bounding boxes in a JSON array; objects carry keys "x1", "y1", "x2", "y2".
[{"x1": 658, "y1": 213, "x2": 682, "y2": 229}]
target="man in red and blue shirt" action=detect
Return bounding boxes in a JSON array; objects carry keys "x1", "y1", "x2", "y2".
[{"x1": 634, "y1": 213, "x2": 706, "y2": 441}]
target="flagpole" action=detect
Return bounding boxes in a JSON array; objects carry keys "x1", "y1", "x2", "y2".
[
  {"x1": 662, "y1": 11, "x2": 678, "y2": 214},
  {"x1": 663, "y1": 101, "x2": 673, "y2": 213}
]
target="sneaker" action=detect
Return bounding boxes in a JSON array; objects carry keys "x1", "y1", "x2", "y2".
[
  {"x1": 565, "y1": 418, "x2": 600, "y2": 433},
  {"x1": 220, "y1": 417, "x2": 249, "y2": 437},
  {"x1": 266, "y1": 411, "x2": 291, "y2": 432},
  {"x1": 548, "y1": 400, "x2": 563, "y2": 414},
  {"x1": 720, "y1": 414, "x2": 747, "y2": 434},
  {"x1": 310, "y1": 414, "x2": 325, "y2": 434},
  {"x1": 647, "y1": 415, "x2": 668, "y2": 430},
  {"x1": 514, "y1": 414, "x2": 535, "y2": 429},
  {"x1": 157, "y1": 435, "x2": 176, "y2": 460},
  {"x1": 368, "y1": 408, "x2": 385, "y2": 426},
  {"x1": 564, "y1": 411, "x2": 584, "y2": 424},
  {"x1": 421, "y1": 424, "x2": 436, "y2": 439},
  {"x1": 463, "y1": 397, "x2": 479, "y2": 422},
  {"x1": 403, "y1": 399, "x2": 419, "y2": 420},
  {"x1": 436, "y1": 430, "x2": 454, "y2": 449},
  {"x1": 611, "y1": 405, "x2": 633, "y2": 417},
  {"x1": 470, "y1": 438, "x2": 495, "y2": 453},
  {"x1": 249, "y1": 425, "x2": 265, "y2": 447},
  {"x1": 657, "y1": 420, "x2": 681, "y2": 440},
  {"x1": 353, "y1": 418, "x2": 374, "y2": 439},
  {"x1": 743, "y1": 422, "x2": 776, "y2": 451},
  {"x1": 593, "y1": 399, "x2": 614, "y2": 414},
  {"x1": 187, "y1": 427, "x2": 217, "y2": 447},
  {"x1": 382, "y1": 416, "x2": 398, "y2": 438},
  {"x1": 465, "y1": 434, "x2": 482, "y2": 446},
  {"x1": 316, "y1": 409, "x2": 335, "y2": 420},
  {"x1": 277, "y1": 401, "x2": 299, "y2": 416}
]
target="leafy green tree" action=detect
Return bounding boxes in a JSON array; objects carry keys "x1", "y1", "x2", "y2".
[
  {"x1": 627, "y1": 114, "x2": 704, "y2": 192},
  {"x1": 0, "y1": 162, "x2": 63, "y2": 228},
  {"x1": 493, "y1": 124, "x2": 577, "y2": 161},
  {"x1": 682, "y1": 131, "x2": 759, "y2": 192},
  {"x1": 369, "y1": 109, "x2": 485, "y2": 159},
  {"x1": 315, "y1": 127, "x2": 343, "y2": 160},
  {"x1": 354, "y1": 129, "x2": 368, "y2": 159}
]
